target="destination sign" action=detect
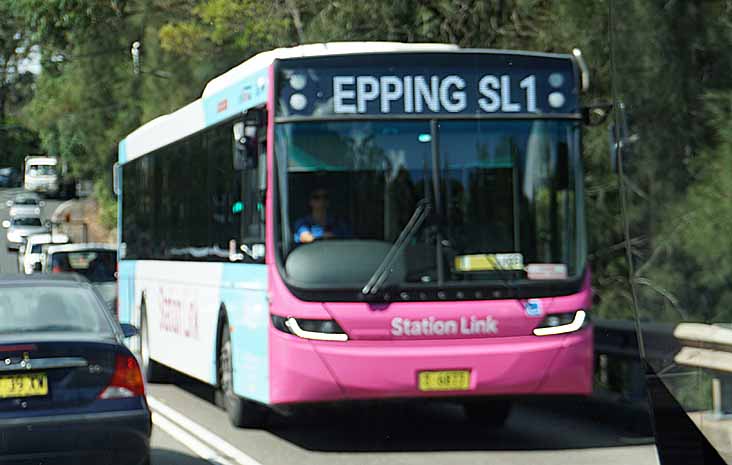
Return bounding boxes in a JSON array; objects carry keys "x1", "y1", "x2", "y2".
[{"x1": 277, "y1": 53, "x2": 578, "y2": 117}]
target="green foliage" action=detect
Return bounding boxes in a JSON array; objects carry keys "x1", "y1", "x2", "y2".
[
  {"x1": 0, "y1": 1, "x2": 40, "y2": 169},
  {"x1": 8, "y1": 0, "x2": 732, "y2": 330}
]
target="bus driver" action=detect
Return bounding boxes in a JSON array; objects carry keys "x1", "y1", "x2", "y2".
[{"x1": 293, "y1": 188, "x2": 350, "y2": 244}]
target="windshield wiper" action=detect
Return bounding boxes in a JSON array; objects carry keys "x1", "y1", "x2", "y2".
[{"x1": 362, "y1": 198, "x2": 432, "y2": 296}]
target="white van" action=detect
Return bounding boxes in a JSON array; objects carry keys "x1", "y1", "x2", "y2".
[{"x1": 24, "y1": 156, "x2": 59, "y2": 196}]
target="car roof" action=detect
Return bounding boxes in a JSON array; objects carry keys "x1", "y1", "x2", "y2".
[
  {"x1": 47, "y1": 243, "x2": 116, "y2": 254},
  {"x1": 11, "y1": 212, "x2": 42, "y2": 218},
  {"x1": 26, "y1": 233, "x2": 68, "y2": 245},
  {"x1": 14, "y1": 192, "x2": 40, "y2": 199},
  {"x1": 0, "y1": 273, "x2": 89, "y2": 285}
]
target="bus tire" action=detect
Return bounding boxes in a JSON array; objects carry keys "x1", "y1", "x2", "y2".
[
  {"x1": 218, "y1": 325, "x2": 268, "y2": 428},
  {"x1": 461, "y1": 398, "x2": 512, "y2": 428},
  {"x1": 140, "y1": 303, "x2": 169, "y2": 383}
]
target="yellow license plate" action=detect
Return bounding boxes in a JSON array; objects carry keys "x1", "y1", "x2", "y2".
[
  {"x1": 418, "y1": 370, "x2": 471, "y2": 391},
  {"x1": 0, "y1": 373, "x2": 48, "y2": 398}
]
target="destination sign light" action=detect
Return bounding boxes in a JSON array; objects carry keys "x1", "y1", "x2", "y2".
[{"x1": 276, "y1": 53, "x2": 578, "y2": 118}]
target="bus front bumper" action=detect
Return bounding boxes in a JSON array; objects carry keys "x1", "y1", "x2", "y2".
[{"x1": 268, "y1": 325, "x2": 593, "y2": 405}]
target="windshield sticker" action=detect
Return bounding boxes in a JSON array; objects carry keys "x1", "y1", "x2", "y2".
[
  {"x1": 526, "y1": 263, "x2": 568, "y2": 280},
  {"x1": 391, "y1": 316, "x2": 498, "y2": 337},
  {"x1": 525, "y1": 299, "x2": 543, "y2": 317},
  {"x1": 454, "y1": 253, "x2": 524, "y2": 272}
]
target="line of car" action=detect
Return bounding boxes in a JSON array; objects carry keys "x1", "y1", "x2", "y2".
[
  {"x1": 1, "y1": 191, "x2": 149, "y2": 464},
  {"x1": 3, "y1": 193, "x2": 117, "y2": 303}
]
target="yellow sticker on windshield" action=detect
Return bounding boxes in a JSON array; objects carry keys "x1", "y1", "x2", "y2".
[{"x1": 454, "y1": 253, "x2": 524, "y2": 272}]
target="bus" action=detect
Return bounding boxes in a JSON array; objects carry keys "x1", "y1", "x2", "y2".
[{"x1": 116, "y1": 42, "x2": 593, "y2": 428}]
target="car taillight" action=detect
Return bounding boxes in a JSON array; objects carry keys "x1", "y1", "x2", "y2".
[{"x1": 98, "y1": 354, "x2": 145, "y2": 399}]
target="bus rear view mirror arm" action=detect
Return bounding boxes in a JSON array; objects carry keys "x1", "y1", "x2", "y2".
[{"x1": 582, "y1": 101, "x2": 612, "y2": 126}]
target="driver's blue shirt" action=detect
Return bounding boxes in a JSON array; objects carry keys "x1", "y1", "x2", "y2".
[{"x1": 294, "y1": 215, "x2": 350, "y2": 243}]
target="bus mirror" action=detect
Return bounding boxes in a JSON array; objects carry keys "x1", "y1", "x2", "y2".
[
  {"x1": 112, "y1": 162, "x2": 120, "y2": 196},
  {"x1": 608, "y1": 101, "x2": 637, "y2": 173},
  {"x1": 609, "y1": 124, "x2": 619, "y2": 173},
  {"x1": 233, "y1": 122, "x2": 258, "y2": 170},
  {"x1": 258, "y1": 152, "x2": 267, "y2": 191}
]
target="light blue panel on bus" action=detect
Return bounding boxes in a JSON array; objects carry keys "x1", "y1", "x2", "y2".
[
  {"x1": 203, "y1": 68, "x2": 269, "y2": 126},
  {"x1": 118, "y1": 139, "x2": 127, "y2": 164},
  {"x1": 117, "y1": 260, "x2": 136, "y2": 325},
  {"x1": 219, "y1": 263, "x2": 269, "y2": 404}
]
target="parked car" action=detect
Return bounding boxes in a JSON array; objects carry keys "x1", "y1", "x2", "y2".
[
  {"x1": 6, "y1": 191, "x2": 45, "y2": 217},
  {"x1": 2, "y1": 214, "x2": 50, "y2": 251},
  {"x1": 0, "y1": 274, "x2": 151, "y2": 464},
  {"x1": 21, "y1": 232, "x2": 70, "y2": 274},
  {"x1": 45, "y1": 243, "x2": 117, "y2": 306},
  {"x1": 0, "y1": 167, "x2": 21, "y2": 187}
]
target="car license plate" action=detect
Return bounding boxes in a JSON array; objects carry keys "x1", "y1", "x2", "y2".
[
  {"x1": 418, "y1": 370, "x2": 471, "y2": 391},
  {"x1": 0, "y1": 373, "x2": 48, "y2": 398}
]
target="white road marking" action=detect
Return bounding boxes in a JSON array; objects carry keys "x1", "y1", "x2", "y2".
[
  {"x1": 148, "y1": 395, "x2": 264, "y2": 465},
  {"x1": 153, "y1": 412, "x2": 236, "y2": 465}
]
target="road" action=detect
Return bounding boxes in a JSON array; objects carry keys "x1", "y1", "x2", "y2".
[{"x1": 0, "y1": 187, "x2": 660, "y2": 465}]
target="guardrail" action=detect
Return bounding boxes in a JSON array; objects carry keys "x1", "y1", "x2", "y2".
[
  {"x1": 595, "y1": 319, "x2": 732, "y2": 419},
  {"x1": 674, "y1": 323, "x2": 732, "y2": 418},
  {"x1": 593, "y1": 319, "x2": 679, "y2": 401}
]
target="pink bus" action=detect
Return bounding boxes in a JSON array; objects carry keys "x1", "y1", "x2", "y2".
[{"x1": 117, "y1": 42, "x2": 593, "y2": 428}]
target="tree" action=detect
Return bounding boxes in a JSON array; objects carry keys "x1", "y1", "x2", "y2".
[{"x1": 0, "y1": 3, "x2": 40, "y2": 168}]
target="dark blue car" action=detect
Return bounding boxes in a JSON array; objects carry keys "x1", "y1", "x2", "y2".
[
  {"x1": 0, "y1": 167, "x2": 20, "y2": 188},
  {"x1": 0, "y1": 274, "x2": 151, "y2": 464}
]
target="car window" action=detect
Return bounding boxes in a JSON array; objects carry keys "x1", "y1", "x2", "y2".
[
  {"x1": 14, "y1": 196, "x2": 38, "y2": 205},
  {"x1": 0, "y1": 285, "x2": 112, "y2": 334},
  {"x1": 52, "y1": 251, "x2": 117, "y2": 282},
  {"x1": 12, "y1": 217, "x2": 42, "y2": 227}
]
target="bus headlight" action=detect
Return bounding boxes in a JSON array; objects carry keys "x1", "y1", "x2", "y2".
[
  {"x1": 533, "y1": 310, "x2": 588, "y2": 336},
  {"x1": 271, "y1": 315, "x2": 348, "y2": 342}
]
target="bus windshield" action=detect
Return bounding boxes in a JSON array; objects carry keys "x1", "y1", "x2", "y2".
[
  {"x1": 276, "y1": 119, "x2": 584, "y2": 291},
  {"x1": 28, "y1": 165, "x2": 56, "y2": 176}
]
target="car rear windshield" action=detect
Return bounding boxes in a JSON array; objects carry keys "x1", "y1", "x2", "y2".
[
  {"x1": 52, "y1": 250, "x2": 117, "y2": 282},
  {"x1": 0, "y1": 285, "x2": 113, "y2": 335},
  {"x1": 12, "y1": 217, "x2": 42, "y2": 227}
]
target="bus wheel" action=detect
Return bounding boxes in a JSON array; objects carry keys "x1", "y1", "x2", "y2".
[
  {"x1": 461, "y1": 398, "x2": 512, "y2": 428},
  {"x1": 140, "y1": 304, "x2": 169, "y2": 383},
  {"x1": 218, "y1": 325, "x2": 268, "y2": 428}
]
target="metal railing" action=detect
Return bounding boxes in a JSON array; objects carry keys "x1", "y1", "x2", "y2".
[
  {"x1": 673, "y1": 323, "x2": 732, "y2": 418},
  {"x1": 594, "y1": 318, "x2": 732, "y2": 419},
  {"x1": 593, "y1": 319, "x2": 679, "y2": 402}
]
